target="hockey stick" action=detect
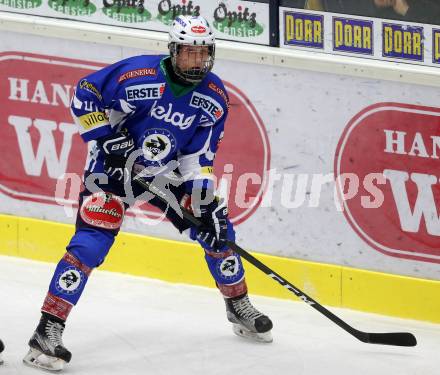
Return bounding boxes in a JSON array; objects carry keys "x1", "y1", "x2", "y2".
[{"x1": 133, "y1": 176, "x2": 417, "y2": 347}]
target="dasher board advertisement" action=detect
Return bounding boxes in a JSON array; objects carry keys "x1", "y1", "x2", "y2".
[
  {"x1": 280, "y1": 7, "x2": 440, "y2": 67},
  {"x1": 1, "y1": 31, "x2": 440, "y2": 282},
  {"x1": 0, "y1": 0, "x2": 270, "y2": 45}
]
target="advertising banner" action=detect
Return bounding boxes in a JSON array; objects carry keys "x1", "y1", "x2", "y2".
[
  {"x1": 1, "y1": 31, "x2": 439, "y2": 282},
  {"x1": 335, "y1": 103, "x2": 440, "y2": 264},
  {"x1": 0, "y1": 0, "x2": 270, "y2": 45},
  {"x1": 280, "y1": 7, "x2": 440, "y2": 67},
  {"x1": 0, "y1": 52, "x2": 269, "y2": 226}
]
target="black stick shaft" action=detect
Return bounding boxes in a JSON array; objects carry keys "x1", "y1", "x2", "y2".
[{"x1": 134, "y1": 177, "x2": 417, "y2": 347}]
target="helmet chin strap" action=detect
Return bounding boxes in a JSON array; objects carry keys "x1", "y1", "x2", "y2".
[
  {"x1": 174, "y1": 67, "x2": 198, "y2": 85},
  {"x1": 178, "y1": 67, "x2": 204, "y2": 84}
]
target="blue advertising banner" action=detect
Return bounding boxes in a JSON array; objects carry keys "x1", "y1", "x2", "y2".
[
  {"x1": 280, "y1": 7, "x2": 438, "y2": 67},
  {"x1": 432, "y1": 29, "x2": 440, "y2": 64},
  {"x1": 333, "y1": 16, "x2": 373, "y2": 55},
  {"x1": 283, "y1": 10, "x2": 324, "y2": 49},
  {"x1": 382, "y1": 22, "x2": 423, "y2": 61}
]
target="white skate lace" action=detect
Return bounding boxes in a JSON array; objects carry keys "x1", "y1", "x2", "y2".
[
  {"x1": 45, "y1": 321, "x2": 65, "y2": 348},
  {"x1": 232, "y1": 295, "x2": 263, "y2": 321}
]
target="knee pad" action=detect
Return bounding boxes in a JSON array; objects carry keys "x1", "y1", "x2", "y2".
[
  {"x1": 67, "y1": 227, "x2": 115, "y2": 268},
  {"x1": 71, "y1": 190, "x2": 124, "y2": 268},
  {"x1": 79, "y1": 191, "x2": 125, "y2": 231}
]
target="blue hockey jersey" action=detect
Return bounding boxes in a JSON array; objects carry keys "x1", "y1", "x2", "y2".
[{"x1": 70, "y1": 54, "x2": 230, "y2": 190}]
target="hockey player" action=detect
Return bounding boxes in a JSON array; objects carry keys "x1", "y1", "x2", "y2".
[
  {"x1": 23, "y1": 15, "x2": 273, "y2": 372},
  {"x1": 0, "y1": 339, "x2": 4, "y2": 365}
]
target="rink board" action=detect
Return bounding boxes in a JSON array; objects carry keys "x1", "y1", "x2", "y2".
[
  {"x1": 0, "y1": 28, "x2": 439, "y2": 283},
  {"x1": 0, "y1": 16, "x2": 440, "y2": 325},
  {"x1": 1, "y1": 213, "x2": 439, "y2": 324},
  {"x1": 0, "y1": 19, "x2": 440, "y2": 282}
]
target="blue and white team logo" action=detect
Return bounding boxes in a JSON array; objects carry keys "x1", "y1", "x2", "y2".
[
  {"x1": 141, "y1": 128, "x2": 177, "y2": 165},
  {"x1": 55, "y1": 267, "x2": 83, "y2": 295},
  {"x1": 218, "y1": 255, "x2": 241, "y2": 280}
]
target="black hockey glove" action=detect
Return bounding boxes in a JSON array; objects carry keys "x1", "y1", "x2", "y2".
[
  {"x1": 191, "y1": 190, "x2": 229, "y2": 252},
  {"x1": 97, "y1": 132, "x2": 135, "y2": 181}
]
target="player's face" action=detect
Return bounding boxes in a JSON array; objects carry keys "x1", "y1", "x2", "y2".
[{"x1": 176, "y1": 45, "x2": 210, "y2": 73}]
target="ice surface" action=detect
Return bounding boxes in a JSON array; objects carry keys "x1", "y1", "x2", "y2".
[{"x1": 0, "y1": 255, "x2": 438, "y2": 375}]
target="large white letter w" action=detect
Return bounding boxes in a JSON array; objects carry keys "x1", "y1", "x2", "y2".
[
  {"x1": 383, "y1": 169, "x2": 440, "y2": 236},
  {"x1": 8, "y1": 115, "x2": 77, "y2": 178}
]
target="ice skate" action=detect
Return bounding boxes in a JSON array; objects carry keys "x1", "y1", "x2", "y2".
[
  {"x1": 0, "y1": 338, "x2": 4, "y2": 365},
  {"x1": 23, "y1": 313, "x2": 71, "y2": 372},
  {"x1": 225, "y1": 293, "x2": 273, "y2": 343}
]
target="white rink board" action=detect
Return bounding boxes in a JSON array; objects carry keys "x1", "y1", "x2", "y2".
[{"x1": 0, "y1": 30, "x2": 439, "y2": 281}]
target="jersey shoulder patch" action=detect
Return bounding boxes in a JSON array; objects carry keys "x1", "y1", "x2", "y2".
[
  {"x1": 116, "y1": 55, "x2": 167, "y2": 103},
  {"x1": 203, "y1": 74, "x2": 230, "y2": 112},
  {"x1": 116, "y1": 55, "x2": 164, "y2": 84},
  {"x1": 189, "y1": 88, "x2": 226, "y2": 124}
]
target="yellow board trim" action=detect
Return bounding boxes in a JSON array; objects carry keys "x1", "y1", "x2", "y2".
[{"x1": 1, "y1": 214, "x2": 439, "y2": 323}]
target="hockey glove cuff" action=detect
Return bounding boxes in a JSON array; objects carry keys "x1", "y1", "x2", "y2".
[{"x1": 97, "y1": 132, "x2": 135, "y2": 181}]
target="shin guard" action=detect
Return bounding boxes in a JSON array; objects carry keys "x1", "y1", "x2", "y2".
[
  {"x1": 204, "y1": 250, "x2": 247, "y2": 298},
  {"x1": 42, "y1": 253, "x2": 92, "y2": 321}
]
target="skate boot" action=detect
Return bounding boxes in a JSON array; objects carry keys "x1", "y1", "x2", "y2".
[
  {"x1": 23, "y1": 313, "x2": 72, "y2": 372},
  {"x1": 0, "y1": 339, "x2": 4, "y2": 365},
  {"x1": 224, "y1": 293, "x2": 273, "y2": 343}
]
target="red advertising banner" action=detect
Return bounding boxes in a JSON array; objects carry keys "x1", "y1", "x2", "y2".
[
  {"x1": 335, "y1": 103, "x2": 440, "y2": 263},
  {"x1": 0, "y1": 52, "x2": 270, "y2": 225}
]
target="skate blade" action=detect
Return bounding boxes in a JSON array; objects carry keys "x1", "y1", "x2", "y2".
[
  {"x1": 232, "y1": 323, "x2": 273, "y2": 343},
  {"x1": 23, "y1": 348, "x2": 65, "y2": 372}
]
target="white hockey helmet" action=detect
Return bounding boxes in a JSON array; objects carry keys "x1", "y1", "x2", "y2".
[{"x1": 168, "y1": 15, "x2": 215, "y2": 83}]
